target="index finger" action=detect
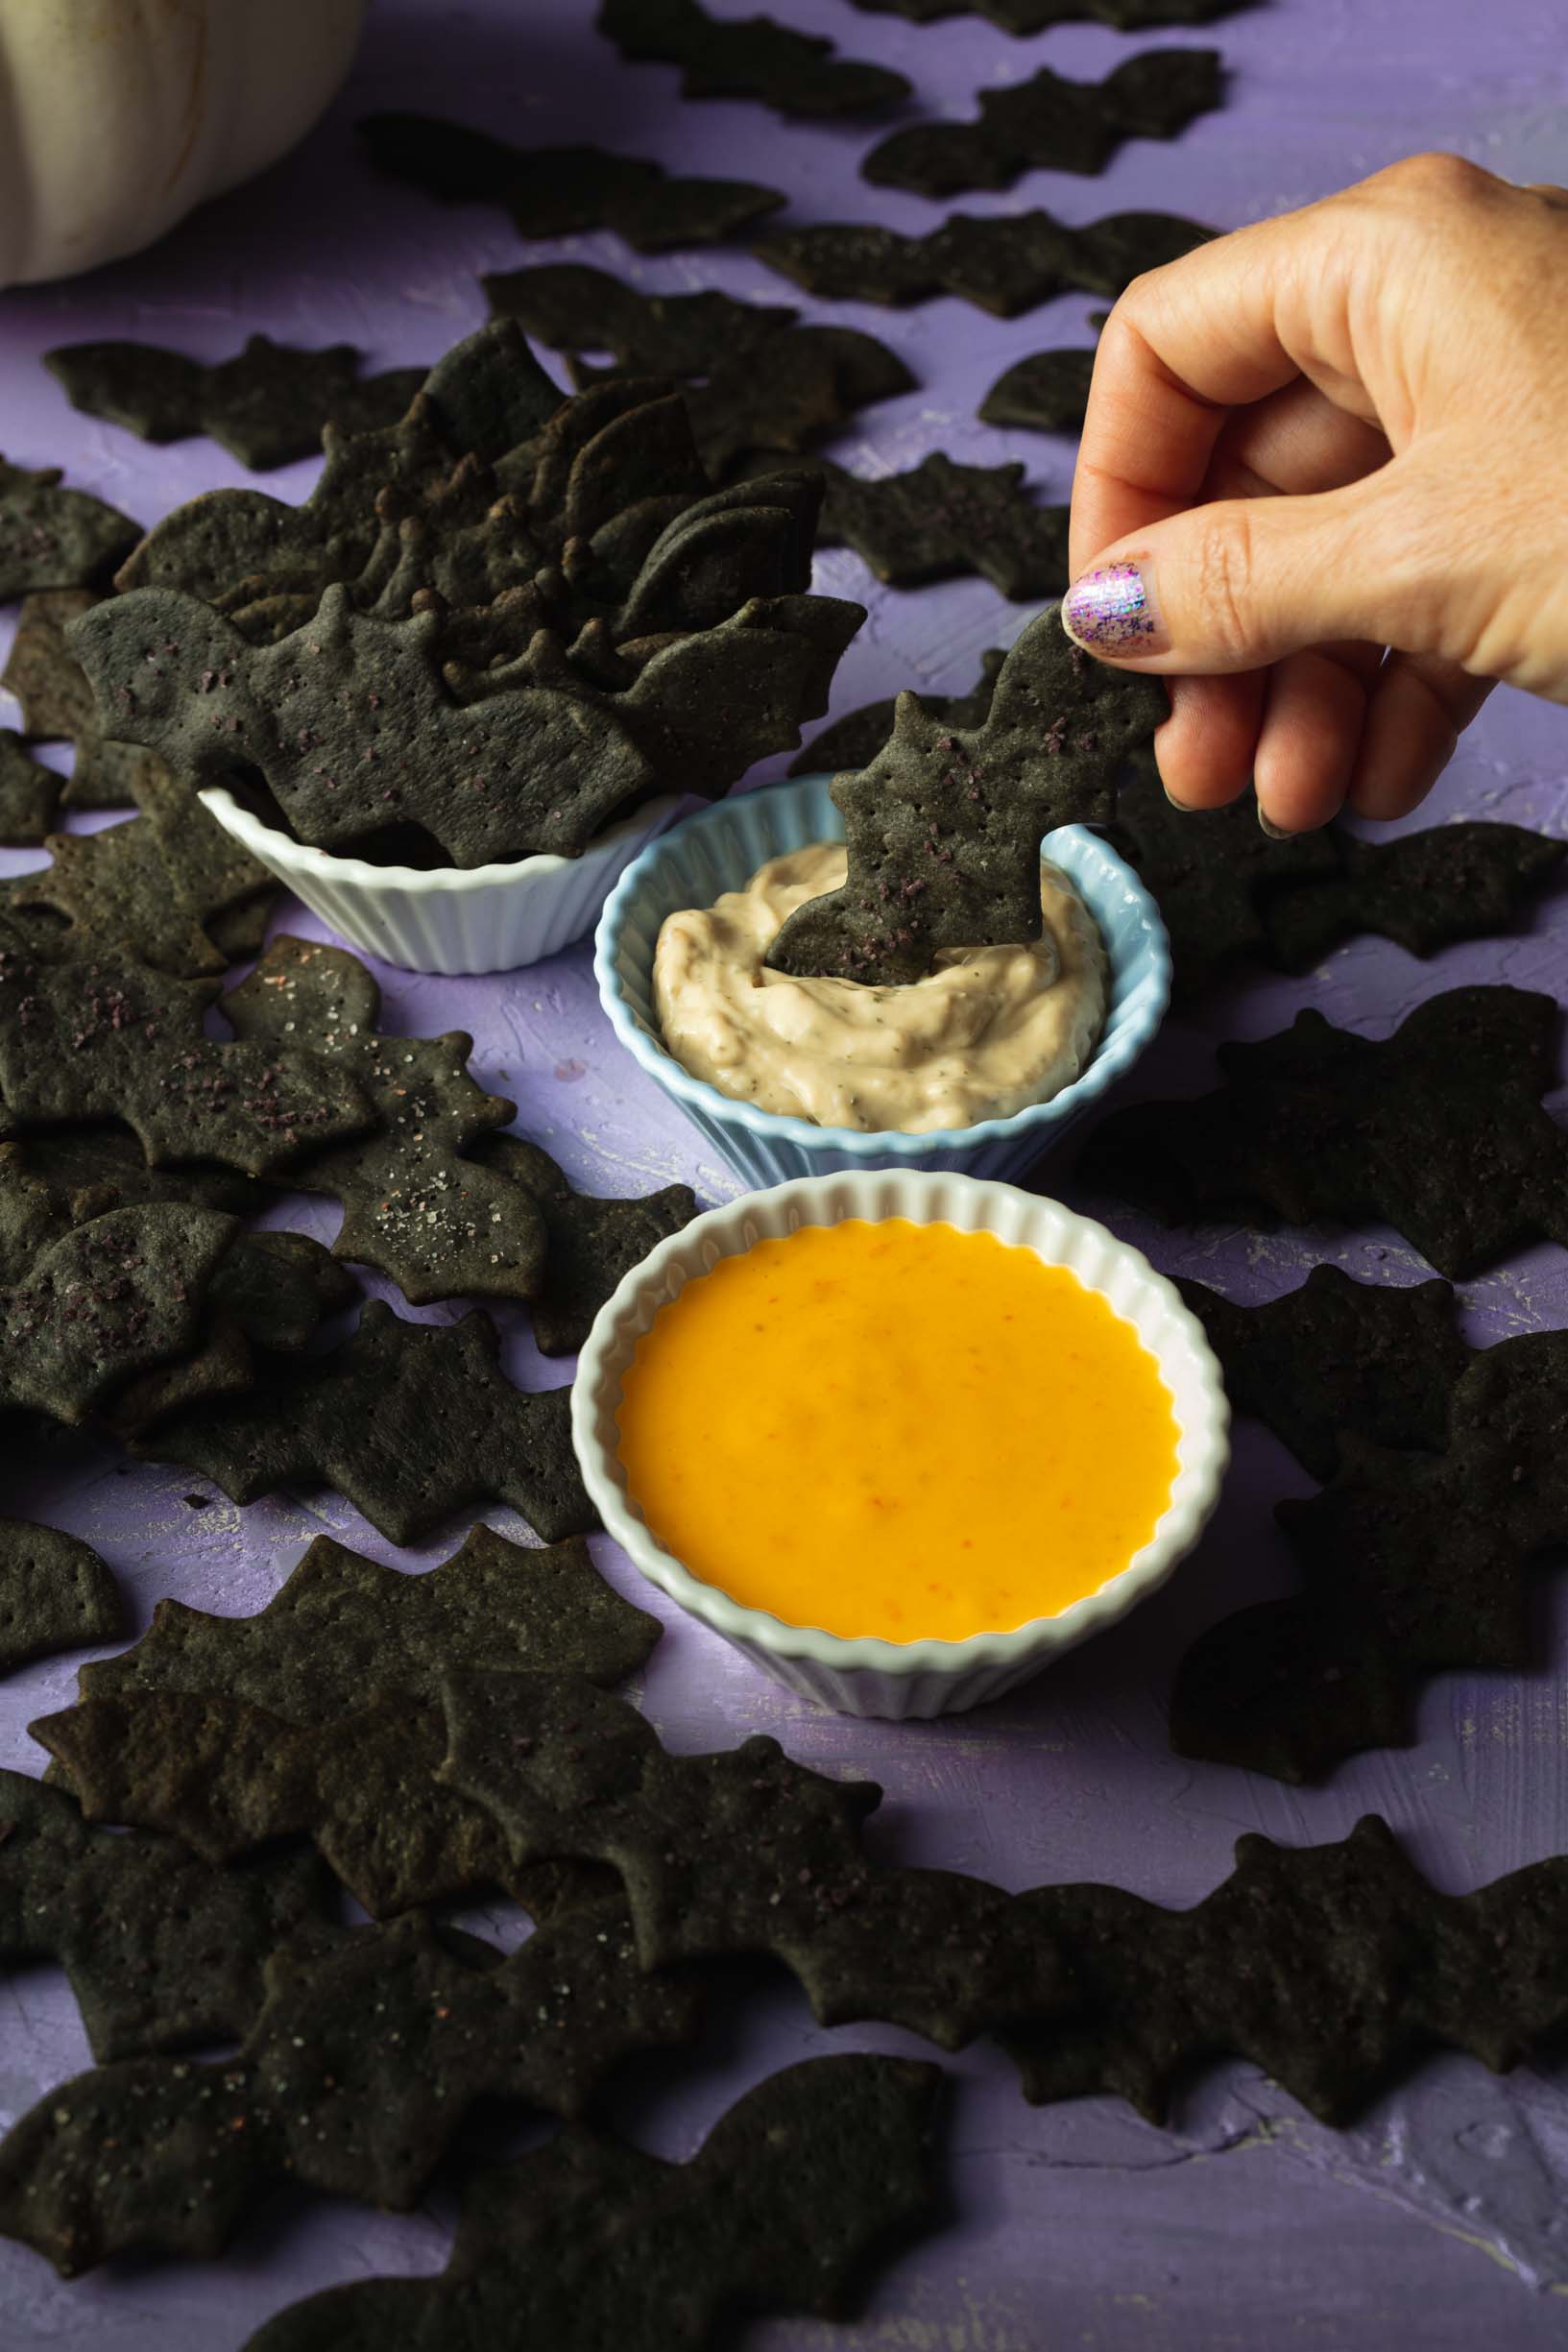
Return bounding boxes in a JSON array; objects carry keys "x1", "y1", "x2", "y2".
[{"x1": 1069, "y1": 202, "x2": 1352, "y2": 575}]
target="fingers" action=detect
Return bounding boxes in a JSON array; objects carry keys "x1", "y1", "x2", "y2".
[
  {"x1": 1253, "y1": 647, "x2": 1371, "y2": 831},
  {"x1": 1150, "y1": 644, "x2": 1492, "y2": 834},
  {"x1": 1347, "y1": 652, "x2": 1495, "y2": 818},
  {"x1": 1069, "y1": 197, "x2": 1372, "y2": 570},
  {"x1": 1062, "y1": 464, "x2": 1436, "y2": 674},
  {"x1": 1207, "y1": 377, "x2": 1391, "y2": 501},
  {"x1": 1155, "y1": 675, "x2": 1267, "y2": 811}
]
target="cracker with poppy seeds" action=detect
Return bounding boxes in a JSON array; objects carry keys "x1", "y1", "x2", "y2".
[
  {"x1": 133, "y1": 1298, "x2": 595, "y2": 1545},
  {"x1": 359, "y1": 113, "x2": 786, "y2": 251},
  {"x1": 1, "y1": 589, "x2": 163, "y2": 811},
  {"x1": 0, "y1": 914, "x2": 374, "y2": 1176},
  {"x1": 863, "y1": 49, "x2": 1223, "y2": 195},
  {"x1": 482, "y1": 262, "x2": 796, "y2": 376},
  {"x1": 790, "y1": 647, "x2": 1003, "y2": 777},
  {"x1": 979, "y1": 349, "x2": 1096, "y2": 435},
  {"x1": 12, "y1": 819, "x2": 222, "y2": 980},
  {"x1": 44, "y1": 337, "x2": 427, "y2": 473},
  {"x1": 438, "y1": 1667, "x2": 1071, "y2": 2047},
  {"x1": 1079, "y1": 983, "x2": 1568, "y2": 1279},
  {"x1": 0, "y1": 1767, "x2": 328, "y2": 2062},
  {"x1": 102, "y1": 1228, "x2": 359, "y2": 1443},
  {"x1": 243, "y1": 2052, "x2": 944, "y2": 2352},
  {"x1": 0, "y1": 1896, "x2": 701, "y2": 2276},
  {"x1": 471, "y1": 1135, "x2": 696, "y2": 1354},
  {"x1": 1176, "y1": 1265, "x2": 1468, "y2": 1487},
  {"x1": 36, "y1": 1686, "x2": 615, "y2": 1919},
  {"x1": 0, "y1": 733, "x2": 63, "y2": 845},
  {"x1": 998, "y1": 1817, "x2": 1568, "y2": 2122},
  {"x1": 226, "y1": 934, "x2": 548, "y2": 1305},
  {"x1": 0, "y1": 1520, "x2": 122, "y2": 1676},
  {"x1": 599, "y1": 0, "x2": 910, "y2": 115},
  {"x1": 0, "y1": 1202, "x2": 240, "y2": 1427},
  {"x1": 11, "y1": 776, "x2": 278, "y2": 979},
  {"x1": 0, "y1": 459, "x2": 140, "y2": 597},
  {"x1": 79, "y1": 1524, "x2": 660, "y2": 1719},
  {"x1": 0, "y1": 1125, "x2": 263, "y2": 1220},
  {"x1": 850, "y1": 0, "x2": 1249, "y2": 28},
  {"x1": 754, "y1": 206, "x2": 1213, "y2": 315},
  {"x1": 813, "y1": 454, "x2": 1070, "y2": 597},
  {"x1": 768, "y1": 609, "x2": 1166, "y2": 984},
  {"x1": 1173, "y1": 1327, "x2": 1568, "y2": 1782},
  {"x1": 0, "y1": 1139, "x2": 304, "y2": 1311}
]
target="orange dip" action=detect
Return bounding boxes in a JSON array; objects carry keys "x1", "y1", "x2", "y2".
[{"x1": 615, "y1": 1218, "x2": 1180, "y2": 1641}]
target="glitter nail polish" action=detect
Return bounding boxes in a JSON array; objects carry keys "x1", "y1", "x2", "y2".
[{"x1": 1062, "y1": 560, "x2": 1165, "y2": 656}]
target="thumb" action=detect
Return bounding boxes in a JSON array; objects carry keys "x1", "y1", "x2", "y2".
[{"x1": 1061, "y1": 473, "x2": 1429, "y2": 672}]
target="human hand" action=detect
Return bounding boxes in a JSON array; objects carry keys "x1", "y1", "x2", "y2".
[{"x1": 1062, "y1": 155, "x2": 1568, "y2": 832}]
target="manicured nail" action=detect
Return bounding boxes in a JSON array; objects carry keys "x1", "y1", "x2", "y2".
[
  {"x1": 1062, "y1": 559, "x2": 1166, "y2": 656},
  {"x1": 1257, "y1": 807, "x2": 1293, "y2": 839}
]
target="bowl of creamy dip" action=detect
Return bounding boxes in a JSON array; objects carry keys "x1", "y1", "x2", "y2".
[{"x1": 594, "y1": 771, "x2": 1170, "y2": 1188}]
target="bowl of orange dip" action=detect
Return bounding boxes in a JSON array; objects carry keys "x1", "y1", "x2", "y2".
[{"x1": 572, "y1": 1172, "x2": 1229, "y2": 1718}]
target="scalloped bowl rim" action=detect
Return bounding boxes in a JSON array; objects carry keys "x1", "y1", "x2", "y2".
[
  {"x1": 572, "y1": 1171, "x2": 1231, "y2": 1684},
  {"x1": 199, "y1": 784, "x2": 687, "y2": 893},
  {"x1": 593, "y1": 775, "x2": 1171, "y2": 1159}
]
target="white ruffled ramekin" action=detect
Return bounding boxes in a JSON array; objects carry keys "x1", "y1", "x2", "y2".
[
  {"x1": 573, "y1": 1171, "x2": 1229, "y2": 1720},
  {"x1": 200, "y1": 786, "x2": 683, "y2": 975}
]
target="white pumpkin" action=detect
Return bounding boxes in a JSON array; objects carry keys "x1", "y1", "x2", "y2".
[{"x1": 0, "y1": 0, "x2": 367, "y2": 288}]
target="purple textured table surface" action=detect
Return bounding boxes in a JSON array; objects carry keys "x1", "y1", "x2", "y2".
[{"x1": 5, "y1": 2, "x2": 1568, "y2": 2346}]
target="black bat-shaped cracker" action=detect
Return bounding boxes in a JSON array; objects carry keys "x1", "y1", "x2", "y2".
[
  {"x1": 360, "y1": 112, "x2": 785, "y2": 251},
  {"x1": 0, "y1": 1899, "x2": 699, "y2": 2275},
  {"x1": 815, "y1": 454, "x2": 1071, "y2": 599},
  {"x1": 755, "y1": 206, "x2": 1211, "y2": 316},
  {"x1": 0, "y1": 1768, "x2": 326, "y2": 2063},
  {"x1": 239, "y1": 2054, "x2": 944, "y2": 2352},
  {"x1": 1002, "y1": 1816, "x2": 1568, "y2": 2122},
  {"x1": 599, "y1": 0, "x2": 910, "y2": 115},
  {"x1": 43, "y1": 336, "x2": 426, "y2": 472},
  {"x1": 36, "y1": 1687, "x2": 613, "y2": 1920},
  {"x1": 225, "y1": 935, "x2": 547, "y2": 1306},
  {"x1": 848, "y1": 0, "x2": 1250, "y2": 31},
  {"x1": 0, "y1": 915, "x2": 374, "y2": 1178},
  {"x1": 1174, "y1": 1327, "x2": 1568, "y2": 1781},
  {"x1": 77, "y1": 1522, "x2": 659, "y2": 1719},
  {"x1": 0, "y1": 1521, "x2": 121, "y2": 1676},
  {"x1": 863, "y1": 50, "x2": 1223, "y2": 194},
  {"x1": 1081, "y1": 983, "x2": 1568, "y2": 1278},
  {"x1": 0, "y1": 458, "x2": 139, "y2": 596},
  {"x1": 766, "y1": 608, "x2": 1166, "y2": 984},
  {"x1": 130, "y1": 1300, "x2": 594, "y2": 1546},
  {"x1": 1176, "y1": 1263, "x2": 1468, "y2": 1486}
]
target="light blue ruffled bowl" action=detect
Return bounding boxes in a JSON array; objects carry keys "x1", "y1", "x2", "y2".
[{"x1": 593, "y1": 773, "x2": 1170, "y2": 1188}]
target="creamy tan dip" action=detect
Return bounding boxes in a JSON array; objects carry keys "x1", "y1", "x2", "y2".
[{"x1": 653, "y1": 841, "x2": 1107, "y2": 1134}]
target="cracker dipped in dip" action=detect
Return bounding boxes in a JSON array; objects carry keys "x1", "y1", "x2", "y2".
[{"x1": 653, "y1": 842, "x2": 1107, "y2": 1134}]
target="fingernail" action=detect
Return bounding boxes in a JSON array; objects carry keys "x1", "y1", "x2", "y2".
[
  {"x1": 1062, "y1": 559, "x2": 1167, "y2": 657},
  {"x1": 1257, "y1": 807, "x2": 1294, "y2": 839},
  {"x1": 1164, "y1": 786, "x2": 1195, "y2": 812}
]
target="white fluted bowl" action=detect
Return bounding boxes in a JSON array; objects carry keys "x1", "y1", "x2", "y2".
[
  {"x1": 201, "y1": 786, "x2": 683, "y2": 975},
  {"x1": 573, "y1": 1171, "x2": 1229, "y2": 1719}
]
